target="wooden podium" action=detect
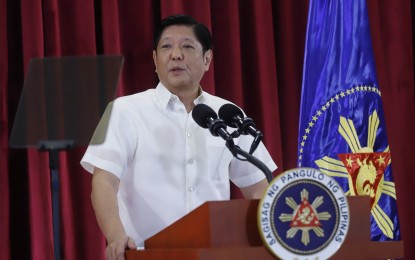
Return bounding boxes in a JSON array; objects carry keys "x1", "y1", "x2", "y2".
[{"x1": 126, "y1": 196, "x2": 403, "y2": 259}]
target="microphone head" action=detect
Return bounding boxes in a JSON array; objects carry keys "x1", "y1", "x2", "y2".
[
  {"x1": 218, "y1": 103, "x2": 244, "y2": 127},
  {"x1": 192, "y1": 104, "x2": 218, "y2": 128}
]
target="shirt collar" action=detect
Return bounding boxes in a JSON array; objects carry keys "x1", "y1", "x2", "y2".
[
  {"x1": 155, "y1": 82, "x2": 208, "y2": 111},
  {"x1": 155, "y1": 82, "x2": 176, "y2": 111},
  {"x1": 194, "y1": 88, "x2": 207, "y2": 105}
]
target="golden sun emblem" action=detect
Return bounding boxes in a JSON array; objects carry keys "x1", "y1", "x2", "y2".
[
  {"x1": 314, "y1": 110, "x2": 396, "y2": 238},
  {"x1": 279, "y1": 189, "x2": 331, "y2": 246}
]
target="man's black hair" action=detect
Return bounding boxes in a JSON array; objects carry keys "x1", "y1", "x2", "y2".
[{"x1": 153, "y1": 14, "x2": 212, "y2": 53}]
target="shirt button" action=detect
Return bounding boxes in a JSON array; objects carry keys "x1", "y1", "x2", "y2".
[
  {"x1": 187, "y1": 132, "x2": 192, "y2": 138},
  {"x1": 187, "y1": 159, "x2": 194, "y2": 164},
  {"x1": 188, "y1": 187, "x2": 195, "y2": 192}
]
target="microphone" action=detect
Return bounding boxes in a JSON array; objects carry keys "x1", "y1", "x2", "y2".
[
  {"x1": 192, "y1": 104, "x2": 233, "y2": 142},
  {"x1": 218, "y1": 103, "x2": 257, "y2": 135},
  {"x1": 218, "y1": 103, "x2": 263, "y2": 154},
  {"x1": 194, "y1": 103, "x2": 272, "y2": 183}
]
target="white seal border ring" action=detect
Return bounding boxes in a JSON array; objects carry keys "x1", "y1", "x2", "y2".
[{"x1": 257, "y1": 167, "x2": 350, "y2": 260}]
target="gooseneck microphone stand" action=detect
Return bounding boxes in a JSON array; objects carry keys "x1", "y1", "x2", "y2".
[{"x1": 224, "y1": 138, "x2": 273, "y2": 183}]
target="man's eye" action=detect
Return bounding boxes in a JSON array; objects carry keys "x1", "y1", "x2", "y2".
[
  {"x1": 183, "y1": 45, "x2": 194, "y2": 49},
  {"x1": 161, "y1": 44, "x2": 171, "y2": 49}
]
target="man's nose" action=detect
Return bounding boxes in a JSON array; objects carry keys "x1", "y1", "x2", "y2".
[{"x1": 171, "y1": 46, "x2": 183, "y2": 61}]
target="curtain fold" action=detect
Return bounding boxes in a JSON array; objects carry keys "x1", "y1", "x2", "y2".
[
  {"x1": 210, "y1": 0, "x2": 243, "y2": 104},
  {"x1": 272, "y1": 1, "x2": 309, "y2": 169},
  {"x1": 0, "y1": 0, "x2": 9, "y2": 258},
  {"x1": 2, "y1": 0, "x2": 415, "y2": 259},
  {"x1": 367, "y1": 0, "x2": 415, "y2": 250},
  {"x1": 236, "y1": 1, "x2": 282, "y2": 166}
]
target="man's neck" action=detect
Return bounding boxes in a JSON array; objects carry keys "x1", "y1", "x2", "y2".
[{"x1": 169, "y1": 86, "x2": 201, "y2": 112}]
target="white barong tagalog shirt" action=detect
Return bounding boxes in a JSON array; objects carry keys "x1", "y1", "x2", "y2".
[{"x1": 81, "y1": 82, "x2": 277, "y2": 246}]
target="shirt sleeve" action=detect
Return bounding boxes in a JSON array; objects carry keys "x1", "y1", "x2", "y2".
[{"x1": 80, "y1": 100, "x2": 138, "y2": 178}]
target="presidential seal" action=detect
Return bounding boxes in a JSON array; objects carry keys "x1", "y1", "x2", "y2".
[{"x1": 258, "y1": 168, "x2": 350, "y2": 259}]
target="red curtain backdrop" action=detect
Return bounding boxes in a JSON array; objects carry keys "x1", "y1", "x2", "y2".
[{"x1": 1, "y1": 0, "x2": 414, "y2": 259}]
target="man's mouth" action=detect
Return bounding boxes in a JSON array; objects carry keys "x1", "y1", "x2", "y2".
[{"x1": 169, "y1": 66, "x2": 185, "y2": 72}]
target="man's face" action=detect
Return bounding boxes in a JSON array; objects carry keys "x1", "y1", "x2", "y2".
[{"x1": 153, "y1": 25, "x2": 212, "y2": 92}]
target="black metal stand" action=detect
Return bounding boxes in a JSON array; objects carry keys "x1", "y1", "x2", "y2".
[
  {"x1": 38, "y1": 140, "x2": 74, "y2": 260},
  {"x1": 225, "y1": 140, "x2": 273, "y2": 183}
]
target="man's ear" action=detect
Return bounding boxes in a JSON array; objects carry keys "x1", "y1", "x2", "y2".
[
  {"x1": 153, "y1": 50, "x2": 158, "y2": 72},
  {"x1": 204, "y1": 50, "x2": 213, "y2": 70}
]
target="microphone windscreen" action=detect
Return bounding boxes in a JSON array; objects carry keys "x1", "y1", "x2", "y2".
[
  {"x1": 218, "y1": 103, "x2": 244, "y2": 126},
  {"x1": 192, "y1": 104, "x2": 217, "y2": 128}
]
